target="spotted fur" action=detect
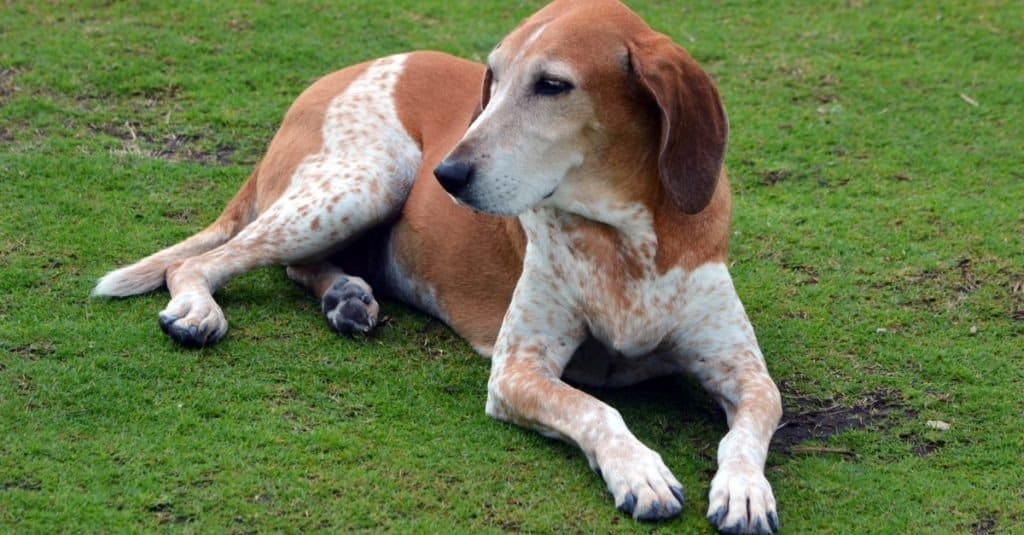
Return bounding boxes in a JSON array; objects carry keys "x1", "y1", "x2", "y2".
[{"x1": 94, "y1": 1, "x2": 781, "y2": 532}]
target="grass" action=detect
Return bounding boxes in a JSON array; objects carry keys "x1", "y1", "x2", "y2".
[{"x1": 1, "y1": 0, "x2": 1022, "y2": 532}]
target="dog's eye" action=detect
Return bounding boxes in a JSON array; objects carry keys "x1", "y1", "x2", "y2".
[{"x1": 534, "y1": 77, "x2": 574, "y2": 96}]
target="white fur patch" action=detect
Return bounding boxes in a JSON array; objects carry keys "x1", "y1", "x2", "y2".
[
  {"x1": 513, "y1": 22, "x2": 550, "y2": 63},
  {"x1": 516, "y1": 205, "x2": 678, "y2": 359},
  {"x1": 228, "y1": 54, "x2": 422, "y2": 265}
]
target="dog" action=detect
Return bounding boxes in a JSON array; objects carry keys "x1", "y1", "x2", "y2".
[{"x1": 93, "y1": 0, "x2": 782, "y2": 532}]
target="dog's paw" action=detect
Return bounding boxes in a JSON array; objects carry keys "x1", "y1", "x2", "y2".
[
  {"x1": 158, "y1": 293, "x2": 227, "y2": 348},
  {"x1": 597, "y1": 440, "x2": 684, "y2": 521},
  {"x1": 322, "y1": 276, "x2": 379, "y2": 336},
  {"x1": 706, "y1": 461, "x2": 778, "y2": 534}
]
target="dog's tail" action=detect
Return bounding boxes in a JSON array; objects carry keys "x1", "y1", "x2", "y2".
[{"x1": 91, "y1": 167, "x2": 261, "y2": 297}]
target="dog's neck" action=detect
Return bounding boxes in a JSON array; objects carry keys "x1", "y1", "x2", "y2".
[
  {"x1": 546, "y1": 197, "x2": 656, "y2": 243},
  {"x1": 515, "y1": 198, "x2": 696, "y2": 356},
  {"x1": 530, "y1": 164, "x2": 659, "y2": 251},
  {"x1": 518, "y1": 201, "x2": 659, "y2": 279},
  {"x1": 518, "y1": 173, "x2": 731, "y2": 276}
]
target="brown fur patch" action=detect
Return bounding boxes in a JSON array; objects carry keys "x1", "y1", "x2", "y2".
[
  {"x1": 252, "y1": 64, "x2": 370, "y2": 212},
  {"x1": 391, "y1": 53, "x2": 528, "y2": 352}
]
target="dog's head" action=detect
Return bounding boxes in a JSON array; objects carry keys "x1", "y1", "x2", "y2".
[{"x1": 434, "y1": 0, "x2": 728, "y2": 217}]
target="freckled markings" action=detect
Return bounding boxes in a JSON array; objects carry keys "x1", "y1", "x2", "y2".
[
  {"x1": 486, "y1": 197, "x2": 779, "y2": 521},
  {"x1": 229, "y1": 54, "x2": 421, "y2": 261},
  {"x1": 517, "y1": 204, "x2": 676, "y2": 358}
]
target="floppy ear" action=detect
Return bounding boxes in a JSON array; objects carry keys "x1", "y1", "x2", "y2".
[
  {"x1": 471, "y1": 67, "x2": 494, "y2": 123},
  {"x1": 629, "y1": 33, "x2": 728, "y2": 214},
  {"x1": 480, "y1": 67, "x2": 494, "y2": 109}
]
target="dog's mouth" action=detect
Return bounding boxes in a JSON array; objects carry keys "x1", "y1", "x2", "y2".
[
  {"x1": 444, "y1": 180, "x2": 560, "y2": 217},
  {"x1": 444, "y1": 191, "x2": 496, "y2": 216},
  {"x1": 447, "y1": 193, "x2": 527, "y2": 218},
  {"x1": 445, "y1": 192, "x2": 468, "y2": 208}
]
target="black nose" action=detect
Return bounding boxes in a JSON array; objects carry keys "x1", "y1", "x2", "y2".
[{"x1": 434, "y1": 159, "x2": 474, "y2": 194}]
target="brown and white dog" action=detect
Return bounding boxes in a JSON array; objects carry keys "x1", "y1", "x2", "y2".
[{"x1": 94, "y1": 0, "x2": 781, "y2": 532}]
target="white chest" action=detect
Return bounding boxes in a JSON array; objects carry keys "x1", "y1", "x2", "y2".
[{"x1": 520, "y1": 208, "x2": 693, "y2": 358}]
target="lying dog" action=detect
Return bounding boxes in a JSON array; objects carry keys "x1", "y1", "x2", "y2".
[{"x1": 94, "y1": 0, "x2": 782, "y2": 532}]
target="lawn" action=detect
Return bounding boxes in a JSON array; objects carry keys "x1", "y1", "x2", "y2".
[{"x1": 1, "y1": 0, "x2": 1022, "y2": 532}]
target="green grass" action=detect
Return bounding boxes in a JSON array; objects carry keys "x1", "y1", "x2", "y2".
[{"x1": 2, "y1": 0, "x2": 1022, "y2": 532}]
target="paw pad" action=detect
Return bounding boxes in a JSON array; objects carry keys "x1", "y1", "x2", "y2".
[{"x1": 322, "y1": 277, "x2": 378, "y2": 335}]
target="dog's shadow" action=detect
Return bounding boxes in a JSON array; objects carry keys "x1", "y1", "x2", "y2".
[
  {"x1": 523, "y1": 374, "x2": 731, "y2": 473},
  {"x1": 580, "y1": 374, "x2": 726, "y2": 437}
]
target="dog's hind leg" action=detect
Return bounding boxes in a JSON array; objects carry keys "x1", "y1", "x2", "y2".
[
  {"x1": 158, "y1": 149, "x2": 416, "y2": 347},
  {"x1": 156, "y1": 54, "x2": 420, "y2": 347},
  {"x1": 286, "y1": 263, "x2": 379, "y2": 336},
  {"x1": 92, "y1": 169, "x2": 260, "y2": 298}
]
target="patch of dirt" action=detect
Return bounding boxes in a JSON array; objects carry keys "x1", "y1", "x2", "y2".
[
  {"x1": 10, "y1": 341, "x2": 57, "y2": 360},
  {"x1": 0, "y1": 68, "x2": 19, "y2": 102},
  {"x1": 893, "y1": 257, "x2": 996, "y2": 312},
  {"x1": 956, "y1": 257, "x2": 980, "y2": 294},
  {"x1": 772, "y1": 386, "x2": 914, "y2": 454},
  {"x1": 907, "y1": 268, "x2": 942, "y2": 285},
  {"x1": 156, "y1": 132, "x2": 233, "y2": 165},
  {"x1": 147, "y1": 501, "x2": 195, "y2": 525},
  {"x1": 1, "y1": 478, "x2": 42, "y2": 491},
  {"x1": 14, "y1": 373, "x2": 33, "y2": 396},
  {"x1": 162, "y1": 208, "x2": 197, "y2": 224},
  {"x1": 481, "y1": 500, "x2": 523, "y2": 532},
  {"x1": 88, "y1": 121, "x2": 234, "y2": 165},
  {"x1": 1011, "y1": 276, "x2": 1024, "y2": 321},
  {"x1": 131, "y1": 83, "x2": 180, "y2": 101},
  {"x1": 758, "y1": 169, "x2": 791, "y2": 186},
  {"x1": 226, "y1": 18, "x2": 253, "y2": 31},
  {"x1": 908, "y1": 437, "x2": 945, "y2": 457},
  {"x1": 784, "y1": 262, "x2": 820, "y2": 285},
  {"x1": 971, "y1": 514, "x2": 997, "y2": 535}
]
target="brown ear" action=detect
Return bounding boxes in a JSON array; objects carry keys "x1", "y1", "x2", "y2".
[
  {"x1": 481, "y1": 67, "x2": 493, "y2": 109},
  {"x1": 629, "y1": 33, "x2": 728, "y2": 214},
  {"x1": 471, "y1": 67, "x2": 494, "y2": 122}
]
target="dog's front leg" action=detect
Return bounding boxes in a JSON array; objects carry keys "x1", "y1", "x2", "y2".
[
  {"x1": 678, "y1": 264, "x2": 782, "y2": 534},
  {"x1": 484, "y1": 281, "x2": 685, "y2": 521},
  {"x1": 701, "y1": 360, "x2": 780, "y2": 535}
]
